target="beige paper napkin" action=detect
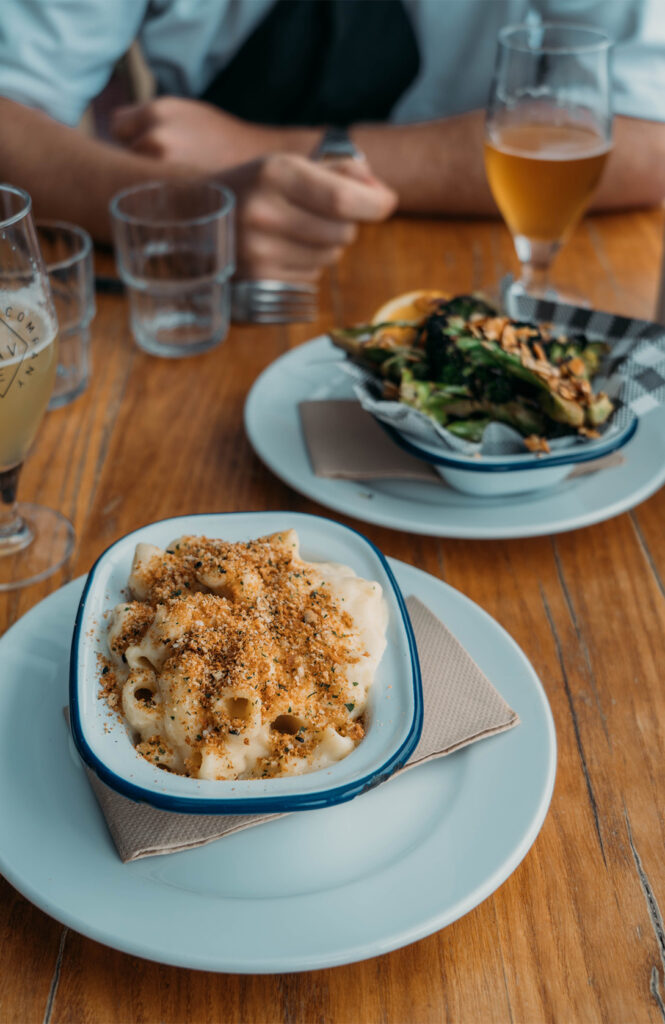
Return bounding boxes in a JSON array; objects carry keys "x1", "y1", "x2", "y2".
[
  {"x1": 299, "y1": 400, "x2": 625, "y2": 482},
  {"x1": 73, "y1": 596, "x2": 518, "y2": 862}
]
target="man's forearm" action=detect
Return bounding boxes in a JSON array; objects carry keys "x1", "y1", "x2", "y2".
[
  {"x1": 352, "y1": 111, "x2": 495, "y2": 216},
  {"x1": 593, "y1": 116, "x2": 665, "y2": 210},
  {"x1": 350, "y1": 112, "x2": 665, "y2": 215},
  {"x1": 0, "y1": 98, "x2": 194, "y2": 241},
  {"x1": 5, "y1": 96, "x2": 662, "y2": 242}
]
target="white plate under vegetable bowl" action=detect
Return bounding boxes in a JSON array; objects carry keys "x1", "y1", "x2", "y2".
[
  {"x1": 244, "y1": 336, "x2": 665, "y2": 538},
  {"x1": 0, "y1": 560, "x2": 554, "y2": 971},
  {"x1": 69, "y1": 511, "x2": 423, "y2": 815}
]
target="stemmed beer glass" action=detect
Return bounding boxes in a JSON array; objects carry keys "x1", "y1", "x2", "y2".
[
  {"x1": 484, "y1": 23, "x2": 612, "y2": 304},
  {"x1": 0, "y1": 185, "x2": 74, "y2": 590}
]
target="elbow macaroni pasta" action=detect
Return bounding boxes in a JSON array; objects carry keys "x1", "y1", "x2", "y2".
[{"x1": 102, "y1": 530, "x2": 387, "y2": 780}]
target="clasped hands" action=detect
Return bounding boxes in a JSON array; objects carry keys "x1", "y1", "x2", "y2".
[{"x1": 112, "y1": 97, "x2": 396, "y2": 282}]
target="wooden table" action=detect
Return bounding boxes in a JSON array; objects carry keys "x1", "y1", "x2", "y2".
[{"x1": 1, "y1": 209, "x2": 665, "y2": 1024}]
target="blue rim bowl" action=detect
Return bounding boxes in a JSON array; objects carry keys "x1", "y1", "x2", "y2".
[
  {"x1": 69, "y1": 512, "x2": 423, "y2": 814},
  {"x1": 376, "y1": 414, "x2": 638, "y2": 473}
]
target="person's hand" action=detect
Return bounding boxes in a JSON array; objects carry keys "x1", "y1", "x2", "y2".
[
  {"x1": 112, "y1": 100, "x2": 397, "y2": 281},
  {"x1": 111, "y1": 97, "x2": 305, "y2": 170},
  {"x1": 219, "y1": 154, "x2": 397, "y2": 282}
]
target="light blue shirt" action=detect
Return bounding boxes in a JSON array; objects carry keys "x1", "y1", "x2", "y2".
[{"x1": 0, "y1": 0, "x2": 663, "y2": 126}]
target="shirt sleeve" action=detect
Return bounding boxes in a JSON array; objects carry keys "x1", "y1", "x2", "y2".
[
  {"x1": 538, "y1": 0, "x2": 665, "y2": 123},
  {"x1": 0, "y1": 0, "x2": 148, "y2": 125},
  {"x1": 611, "y1": 0, "x2": 665, "y2": 122}
]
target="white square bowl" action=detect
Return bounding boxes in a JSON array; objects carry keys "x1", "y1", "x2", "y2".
[{"x1": 69, "y1": 511, "x2": 423, "y2": 813}]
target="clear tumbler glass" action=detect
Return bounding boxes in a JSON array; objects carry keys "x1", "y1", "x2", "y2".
[
  {"x1": 37, "y1": 221, "x2": 95, "y2": 409},
  {"x1": 110, "y1": 181, "x2": 235, "y2": 358}
]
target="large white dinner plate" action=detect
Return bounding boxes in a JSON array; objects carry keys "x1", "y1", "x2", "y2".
[
  {"x1": 0, "y1": 561, "x2": 555, "y2": 973},
  {"x1": 244, "y1": 337, "x2": 665, "y2": 538}
]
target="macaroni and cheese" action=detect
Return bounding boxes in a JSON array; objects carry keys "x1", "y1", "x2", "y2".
[{"x1": 102, "y1": 530, "x2": 387, "y2": 780}]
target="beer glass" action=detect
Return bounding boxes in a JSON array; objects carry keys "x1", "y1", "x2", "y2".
[
  {"x1": 485, "y1": 23, "x2": 612, "y2": 303},
  {"x1": 0, "y1": 185, "x2": 75, "y2": 590}
]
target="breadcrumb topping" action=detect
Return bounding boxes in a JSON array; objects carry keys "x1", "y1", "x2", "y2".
[{"x1": 103, "y1": 532, "x2": 375, "y2": 779}]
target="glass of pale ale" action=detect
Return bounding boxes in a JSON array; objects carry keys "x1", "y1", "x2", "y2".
[
  {"x1": 485, "y1": 23, "x2": 612, "y2": 302},
  {"x1": 0, "y1": 185, "x2": 75, "y2": 590}
]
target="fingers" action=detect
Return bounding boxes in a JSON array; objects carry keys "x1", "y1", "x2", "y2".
[
  {"x1": 236, "y1": 231, "x2": 344, "y2": 281},
  {"x1": 315, "y1": 155, "x2": 376, "y2": 184},
  {"x1": 326, "y1": 157, "x2": 391, "y2": 189},
  {"x1": 111, "y1": 97, "x2": 185, "y2": 148},
  {"x1": 127, "y1": 131, "x2": 169, "y2": 159},
  {"x1": 261, "y1": 154, "x2": 397, "y2": 222},
  {"x1": 223, "y1": 152, "x2": 397, "y2": 282},
  {"x1": 110, "y1": 103, "x2": 154, "y2": 144},
  {"x1": 241, "y1": 189, "x2": 358, "y2": 248}
]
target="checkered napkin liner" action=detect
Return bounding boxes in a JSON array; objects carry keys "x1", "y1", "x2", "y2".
[
  {"x1": 339, "y1": 292, "x2": 663, "y2": 461},
  {"x1": 510, "y1": 292, "x2": 665, "y2": 421}
]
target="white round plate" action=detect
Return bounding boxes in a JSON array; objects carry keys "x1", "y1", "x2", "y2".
[
  {"x1": 244, "y1": 337, "x2": 665, "y2": 538},
  {"x1": 0, "y1": 563, "x2": 555, "y2": 973}
]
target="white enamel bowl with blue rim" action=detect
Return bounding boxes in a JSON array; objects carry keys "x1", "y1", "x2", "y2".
[
  {"x1": 379, "y1": 416, "x2": 638, "y2": 497},
  {"x1": 69, "y1": 511, "x2": 423, "y2": 815}
]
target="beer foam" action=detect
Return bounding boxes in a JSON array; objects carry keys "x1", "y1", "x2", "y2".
[{"x1": 489, "y1": 122, "x2": 611, "y2": 161}]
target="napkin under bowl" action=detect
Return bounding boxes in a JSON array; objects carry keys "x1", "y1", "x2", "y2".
[{"x1": 70, "y1": 595, "x2": 519, "y2": 861}]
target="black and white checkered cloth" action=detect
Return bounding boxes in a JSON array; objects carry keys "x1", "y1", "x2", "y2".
[{"x1": 509, "y1": 291, "x2": 665, "y2": 425}]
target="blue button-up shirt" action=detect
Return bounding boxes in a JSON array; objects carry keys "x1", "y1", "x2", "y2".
[{"x1": 0, "y1": 0, "x2": 663, "y2": 126}]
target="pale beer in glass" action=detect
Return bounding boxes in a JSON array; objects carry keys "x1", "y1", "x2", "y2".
[
  {"x1": 485, "y1": 24, "x2": 612, "y2": 302},
  {"x1": 0, "y1": 185, "x2": 74, "y2": 590},
  {"x1": 484, "y1": 121, "x2": 610, "y2": 244},
  {"x1": 0, "y1": 303, "x2": 57, "y2": 471}
]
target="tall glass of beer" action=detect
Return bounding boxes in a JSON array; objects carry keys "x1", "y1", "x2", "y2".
[
  {"x1": 484, "y1": 23, "x2": 612, "y2": 303},
  {"x1": 0, "y1": 184, "x2": 75, "y2": 590}
]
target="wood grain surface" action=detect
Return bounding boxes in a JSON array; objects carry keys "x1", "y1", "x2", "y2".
[{"x1": 1, "y1": 209, "x2": 664, "y2": 1024}]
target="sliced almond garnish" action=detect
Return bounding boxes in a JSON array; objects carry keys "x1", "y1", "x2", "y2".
[
  {"x1": 524, "y1": 435, "x2": 551, "y2": 454},
  {"x1": 501, "y1": 324, "x2": 518, "y2": 349},
  {"x1": 567, "y1": 357, "x2": 586, "y2": 376},
  {"x1": 483, "y1": 317, "x2": 510, "y2": 341}
]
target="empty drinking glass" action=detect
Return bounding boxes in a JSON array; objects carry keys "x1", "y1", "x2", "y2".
[
  {"x1": 110, "y1": 181, "x2": 235, "y2": 358},
  {"x1": 36, "y1": 221, "x2": 95, "y2": 409}
]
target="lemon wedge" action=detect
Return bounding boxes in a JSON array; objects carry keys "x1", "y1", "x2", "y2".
[{"x1": 370, "y1": 290, "x2": 449, "y2": 346}]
